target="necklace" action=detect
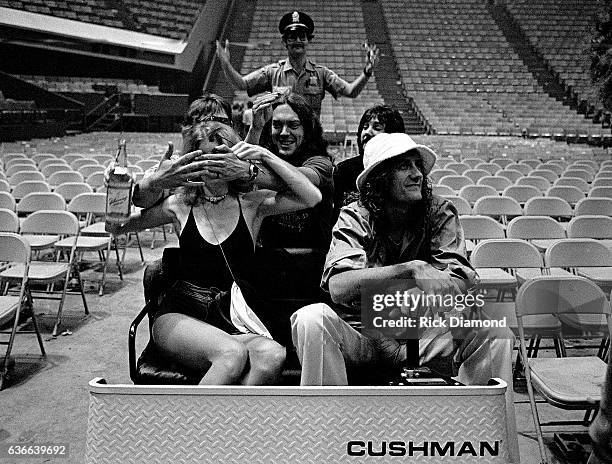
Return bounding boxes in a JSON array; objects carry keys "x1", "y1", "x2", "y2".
[
  {"x1": 203, "y1": 192, "x2": 228, "y2": 204},
  {"x1": 388, "y1": 230, "x2": 404, "y2": 247}
]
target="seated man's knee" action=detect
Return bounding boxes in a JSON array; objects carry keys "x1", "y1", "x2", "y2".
[
  {"x1": 487, "y1": 326, "x2": 515, "y2": 348},
  {"x1": 251, "y1": 340, "x2": 287, "y2": 375},
  {"x1": 291, "y1": 303, "x2": 338, "y2": 332},
  {"x1": 214, "y1": 342, "x2": 249, "y2": 381}
]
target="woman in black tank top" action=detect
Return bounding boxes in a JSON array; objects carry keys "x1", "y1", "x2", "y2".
[{"x1": 107, "y1": 122, "x2": 322, "y2": 385}]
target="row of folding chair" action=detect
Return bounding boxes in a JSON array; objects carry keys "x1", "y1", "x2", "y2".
[
  {"x1": 468, "y1": 241, "x2": 612, "y2": 463},
  {"x1": 0, "y1": 192, "x2": 132, "y2": 296},
  {"x1": 0, "y1": 211, "x2": 89, "y2": 339},
  {"x1": 447, "y1": 189, "x2": 612, "y2": 217},
  {"x1": 1, "y1": 176, "x2": 107, "y2": 200},
  {"x1": 462, "y1": 214, "x2": 612, "y2": 255},
  {"x1": 434, "y1": 170, "x2": 612, "y2": 192},
  {"x1": 3, "y1": 152, "x2": 158, "y2": 170},
  {"x1": 437, "y1": 182, "x2": 612, "y2": 209},
  {"x1": 471, "y1": 238, "x2": 612, "y2": 345}
]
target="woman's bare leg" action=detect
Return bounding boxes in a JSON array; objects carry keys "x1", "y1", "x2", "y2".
[
  {"x1": 152, "y1": 313, "x2": 248, "y2": 385},
  {"x1": 232, "y1": 333, "x2": 286, "y2": 385}
]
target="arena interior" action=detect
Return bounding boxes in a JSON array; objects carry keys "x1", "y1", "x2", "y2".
[{"x1": 1, "y1": 0, "x2": 612, "y2": 462}]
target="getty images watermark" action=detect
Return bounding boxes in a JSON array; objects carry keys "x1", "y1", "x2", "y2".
[{"x1": 360, "y1": 279, "x2": 511, "y2": 339}]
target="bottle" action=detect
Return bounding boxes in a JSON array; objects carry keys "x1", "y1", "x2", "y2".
[{"x1": 105, "y1": 140, "x2": 133, "y2": 225}]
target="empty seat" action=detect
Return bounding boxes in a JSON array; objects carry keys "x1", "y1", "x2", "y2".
[
  {"x1": 524, "y1": 197, "x2": 573, "y2": 220},
  {"x1": 506, "y1": 215, "x2": 566, "y2": 253},
  {"x1": 438, "y1": 175, "x2": 473, "y2": 192},
  {"x1": 575, "y1": 197, "x2": 612, "y2": 216},
  {"x1": 497, "y1": 169, "x2": 524, "y2": 183},
  {"x1": 529, "y1": 169, "x2": 558, "y2": 183},
  {"x1": 517, "y1": 176, "x2": 550, "y2": 192},
  {"x1": 546, "y1": 186, "x2": 585, "y2": 206},
  {"x1": 477, "y1": 176, "x2": 511, "y2": 192},
  {"x1": 503, "y1": 185, "x2": 542, "y2": 204},
  {"x1": 554, "y1": 176, "x2": 590, "y2": 193},
  {"x1": 463, "y1": 169, "x2": 490, "y2": 184},
  {"x1": 473, "y1": 196, "x2": 523, "y2": 224},
  {"x1": 590, "y1": 186, "x2": 612, "y2": 199},
  {"x1": 458, "y1": 185, "x2": 497, "y2": 206}
]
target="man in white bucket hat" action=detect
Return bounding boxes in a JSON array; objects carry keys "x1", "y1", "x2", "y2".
[{"x1": 291, "y1": 133, "x2": 520, "y2": 463}]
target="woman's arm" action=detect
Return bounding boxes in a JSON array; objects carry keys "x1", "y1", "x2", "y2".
[
  {"x1": 105, "y1": 196, "x2": 176, "y2": 235},
  {"x1": 231, "y1": 141, "x2": 322, "y2": 216}
]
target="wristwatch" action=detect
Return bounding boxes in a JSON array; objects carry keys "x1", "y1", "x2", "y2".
[{"x1": 247, "y1": 162, "x2": 260, "y2": 183}]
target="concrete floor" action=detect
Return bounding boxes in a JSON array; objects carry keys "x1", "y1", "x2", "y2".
[{"x1": 0, "y1": 231, "x2": 594, "y2": 463}]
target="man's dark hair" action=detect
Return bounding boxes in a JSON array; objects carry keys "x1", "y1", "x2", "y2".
[
  {"x1": 183, "y1": 93, "x2": 232, "y2": 127},
  {"x1": 359, "y1": 151, "x2": 433, "y2": 261},
  {"x1": 267, "y1": 92, "x2": 329, "y2": 165},
  {"x1": 356, "y1": 105, "x2": 405, "y2": 158}
]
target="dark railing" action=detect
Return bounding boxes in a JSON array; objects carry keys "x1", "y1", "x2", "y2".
[{"x1": 85, "y1": 94, "x2": 121, "y2": 131}]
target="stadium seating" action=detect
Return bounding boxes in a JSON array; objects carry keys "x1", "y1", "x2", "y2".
[{"x1": 381, "y1": 0, "x2": 603, "y2": 136}]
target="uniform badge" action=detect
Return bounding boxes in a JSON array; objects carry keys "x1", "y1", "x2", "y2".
[{"x1": 292, "y1": 11, "x2": 300, "y2": 23}]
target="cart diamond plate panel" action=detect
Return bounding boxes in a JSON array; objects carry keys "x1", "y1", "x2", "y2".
[{"x1": 86, "y1": 383, "x2": 509, "y2": 463}]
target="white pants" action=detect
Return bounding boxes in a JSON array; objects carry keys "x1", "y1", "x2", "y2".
[{"x1": 291, "y1": 303, "x2": 520, "y2": 463}]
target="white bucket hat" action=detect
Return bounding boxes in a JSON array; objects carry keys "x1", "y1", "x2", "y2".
[{"x1": 356, "y1": 133, "x2": 437, "y2": 191}]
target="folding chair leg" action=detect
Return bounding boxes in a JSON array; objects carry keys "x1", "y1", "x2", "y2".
[
  {"x1": 134, "y1": 232, "x2": 144, "y2": 265},
  {"x1": 74, "y1": 267, "x2": 89, "y2": 315},
  {"x1": 598, "y1": 337, "x2": 609, "y2": 360},
  {"x1": 584, "y1": 408, "x2": 597, "y2": 426},
  {"x1": 99, "y1": 242, "x2": 111, "y2": 296},
  {"x1": 527, "y1": 336, "x2": 536, "y2": 357},
  {"x1": 532, "y1": 336, "x2": 542, "y2": 357},
  {"x1": 23, "y1": 289, "x2": 44, "y2": 356},
  {"x1": 1, "y1": 307, "x2": 21, "y2": 389},
  {"x1": 518, "y1": 330, "x2": 550, "y2": 463},
  {"x1": 30, "y1": 314, "x2": 46, "y2": 357},
  {"x1": 52, "y1": 265, "x2": 74, "y2": 337},
  {"x1": 112, "y1": 236, "x2": 124, "y2": 280}
]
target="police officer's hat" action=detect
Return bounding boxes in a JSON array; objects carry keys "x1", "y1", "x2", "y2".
[{"x1": 278, "y1": 11, "x2": 314, "y2": 36}]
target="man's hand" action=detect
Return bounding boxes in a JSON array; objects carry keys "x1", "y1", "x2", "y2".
[
  {"x1": 363, "y1": 42, "x2": 380, "y2": 75},
  {"x1": 216, "y1": 39, "x2": 230, "y2": 64},
  {"x1": 197, "y1": 144, "x2": 251, "y2": 181},
  {"x1": 231, "y1": 141, "x2": 273, "y2": 163},
  {"x1": 409, "y1": 260, "x2": 462, "y2": 297},
  {"x1": 145, "y1": 149, "x2": 217, "y2": 188},
  {"x1": 251, "y1": 92, "x2": 279, "y2": 130}
]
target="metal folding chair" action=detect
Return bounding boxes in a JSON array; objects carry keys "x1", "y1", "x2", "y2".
[
  {"x1": 516, "y1": 276, "x2": 611, "y2": 464},
  {"x1": 58, "y1": 193, "x2": 114, "y2": 295},
  {"x1": 0, "y1": 211, "x2": 87, "y2": 336},
  {"x1": 0, "y1": 233, "x2": 45, "y2": 390}
]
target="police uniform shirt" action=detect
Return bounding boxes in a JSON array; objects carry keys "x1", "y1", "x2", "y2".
[{"x1": 243, "y1": 59, "x2": 350, "y2": 115}]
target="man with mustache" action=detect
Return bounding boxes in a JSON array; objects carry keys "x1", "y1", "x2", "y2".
[
  {"x1": 290, "y1": 133, "x2": 520, "y2": 463},
  {"x1": 216, "y1": 11, "x2": 378, "y2": 116}
]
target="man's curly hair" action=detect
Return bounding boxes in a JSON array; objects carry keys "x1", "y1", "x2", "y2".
[{"x1": 359, "y1": 151, "x2": 434, "y2": 258}]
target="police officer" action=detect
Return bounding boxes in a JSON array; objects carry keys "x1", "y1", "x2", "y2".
[{"x1": 216, "y1": 11, "x2": 378, "y2": 116}]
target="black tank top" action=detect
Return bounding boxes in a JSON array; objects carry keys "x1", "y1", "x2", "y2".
[
  {"x1": 177, "y1": 199, "x2": 256, "y2": 289},
  {"x1": 175, "y1": 198, "x2": 288, "y2": 344}
]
